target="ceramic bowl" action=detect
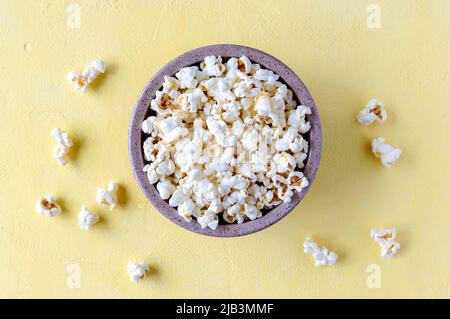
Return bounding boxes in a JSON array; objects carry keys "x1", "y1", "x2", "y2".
[{"x1": 129, "y1": 44, "x2": 322, "y2": 237}]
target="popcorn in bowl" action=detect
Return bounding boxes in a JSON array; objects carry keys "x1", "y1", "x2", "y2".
[
  {"x1": 357, "y1": 99, "x2": 387, "y2": 125},
  {"x1": 67, "y1": 60, "x2": 106, "y2": 93},
  {"x1": 303, "y1": 238, "x2": 338, "y2": 266},
  {"x1": 96, "y1": 181, "x2": 119, "y2": 210},
  {"x1": 140, "y1": 55, "x2": 312, "y2": 230},
  {"x1": 127, "y1": 262, "x2": 149, "y2": 284},
  {"x1": 36, "y1": 195, "x2": 61, "y2": 217},
  {"x1": 371, "y1": 137, "x2": 402, "y2": 167},
  {"x1": 371, "y1": 228, "x2": 401, "y2": 258}
]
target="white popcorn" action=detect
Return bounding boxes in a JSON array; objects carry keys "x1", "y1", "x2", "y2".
[
  {"x1": 177, "y1": 88, "x2": 207, "y2": 113},
  {"x1": 83, "y1": 60, "x2": 106, "y2": 82},
  {"x1": 142, "y1": 116, "x2": 157, "y2": 135},
  {"x1": 288, "y1": 105, "x2": 311, "y2": 133},
  {"x1": 156, "y1": 160, "x2": 175, "y2": 176},
  {"x1": 201, "y1": 56, "x2": 226, "y2": 77},
  {"x1": 287, "y1": 171, "x2": 309, "y2": 192},
  {"x1": 78, "y1": 206, "x2": 99, "y2": 230},
  {"x1": 67, "y1": 71, "x2": 85, "y2": 92},
  {"x1": 276, "y1": 186, "x2": 293, "y2": 203},
  {"x1": 197, "y1": 211, "x2": 219, "y2": 230},
  {"x1": 244, "y1": 204, "x2": 261, "y2": 220},
  {"x1": 156, "y1": 179, "x2": 175, "y2": 200},
  {"x1": 169, "y1": 188, "x2": 188, "y2": 207},
  {"x1": 202, "y1": 78, "x2": 232, "y2": 102},
  {"x1": 206, "y1": 117, "x2": 228, "y2": 147},
  {"x1": 357, "y1": 99, "x2": 387, "y2": 125},
  {"x1": 150, "y1": 90, "x2": 173, "y2": 115},
  {"x1": 371, "y1": 228, "x2": 400, "y2": 258},
  {"x1": 226, "y1": 203, "x2": 245, "y2": 224},
  {"x1": 303, "y1": 238, "x2": 338, "y2": 266},
  {"x1": 275, "y1": 84, "x2": 288, "y2": 99},
  {"x1": 234, "y1": 77, "x2": 261, "y2": 98},
  {"x1": 142, "y1": 55, "x2": 312, "y2": 229},
  {"x1": 254, "y1": 68, "x2": 279, "y2": 84},
  {"x1": 371, "y1": 137, "x2": 402, "y2": 167},
  {"x1": 242, "y1": 128, "x2": 259, "y2": 152},
  {"x1": 162, "y1": 76, "x2": 179, "y2": 93},
  {"x1": 143, "y1": 137, "x2": 171, "y2": 163},
  {"x1": 273, "y1": 152, "x2": 296, "y2": 173},
  {"x1": 223, "y1": 212, "x2": 237, "y2": 223},
  {"x1": 238, "y1": 56, "x2": 252, "y2": 74},
  {"x1": 67, "y1": 60, "x2": 106, "y2": 92},
  {"x1": 222, "y1": 101, "x2": 241, "y2": 123},
  {"x1": 35, "y1": 195, "x2": 61, "y2": 217},
  {"x1": 294, "y1": 151, "x2": 308, "y2": 168},
  {"x1": 255, "y1": 92, "x2": 283, "y2": 127},
  {"x1": 127, "y1": 262, "x2": 149, "y2": 284},
  {"x1": 176, "y1": 66, "x2": 199, "y2": 89},
  {"x1": 274, "y1": 138, "x2": 289, "y2": 152},
  {"x1": 259, "y1": 188, "x2": 274, "y2": 208},
  {"x1": 96, "y1": 181, "x2": 118, "y2": 210},
  {"x1": 173, "y1": 140, "x2": 201, "y2": 172},
  {"x1": 178, "y1": 198, "x2": 197, "y2": 222},
  {"x1": 158, "y1": 117, "x2": 189, "y2": 143},
  {"x1": 143, "y1": 164, "x2": 159, "y2": 184},
  {"x1": 51, "y1": 128, "x2": 73, "y2": 166}
]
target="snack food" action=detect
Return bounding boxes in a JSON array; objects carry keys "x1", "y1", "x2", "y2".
[
  {"x1": 141, "y1": 56, "x2": 311, "y2": 229},
  {"x1": 371, "y1": 137, "x2": 402, "y2": 167},
  {"x1": 96, "y1": 181, "x2": 118, "y2": 210},
  {"x1": 371, "y1": 228, "x2": 401, "y2": 258},
  {"x1": 357, "y1": 99, "x2": 387, "y2": 125},
  {"x1": 51, "y1": 128, "x2": 73, "y2": 166},
  {"x1": 303, "y1": 238, "x2": 338, "y2": 266},
  {"x1": 35, "y1": 195, "x2": 61, "y2": 217},
  {"x1": 127, "y1": 262, "x2": 149, "y2": 283},
  {"x1": 78, "y1": 206, "x2": 99, "y2": 230},
  {"x1": 67, "y1": 60, "x2": 106, "y2": 93}
]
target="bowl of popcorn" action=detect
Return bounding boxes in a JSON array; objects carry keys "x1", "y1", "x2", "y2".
[{"x1": 129, "y1": 44, "x2": 322, "y2": 237}]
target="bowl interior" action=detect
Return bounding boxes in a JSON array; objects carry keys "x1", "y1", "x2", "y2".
[{"x1": 129, "y1": 44, "x2": 322, "y2": 237}]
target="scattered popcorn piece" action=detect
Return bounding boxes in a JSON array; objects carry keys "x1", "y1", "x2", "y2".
[
  {"x1": 303, "y1": 238, "x2": 338, "y2": 266},
  {"x1": 51, "y1": 128, "x2": 73, "y2": 166},
  {"x1": 35, "y1": 195, "x2": 61, "y2": 217},
  {"x1": 141, "y1": 55, "x2": 312, "y2": 229},
  {"x1": 96, "y1": 181, "x2": 118, "y2": 210},
  {"x1": 371, "y1": 137, "x2": 402, "y2": 167},
  {"x1": 371, "y1": 228, "x2": 401, "y2": 258},
  {"x1": 127, "y1": 262, "x2": 149, "y2": 284},
  {"x1": 177, "y1": 198, "x2": 197, "y2": 222},
  {"x1": 357, "y1": 99, "x2": 387, "y2": 125},
  {"x1": 78, "y1": 206, "x2": 99, "y2": 230},
  {"x1": 67, "y1": 60, "x2": 106, "y2": 92},
  {"x1": 288, "y1": 105, "x2": 311, "y2": 133}
]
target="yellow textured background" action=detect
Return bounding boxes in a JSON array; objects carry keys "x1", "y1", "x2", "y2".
[{"x1": 0, "y1": 0, "x2": 449, "y2": 298}]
